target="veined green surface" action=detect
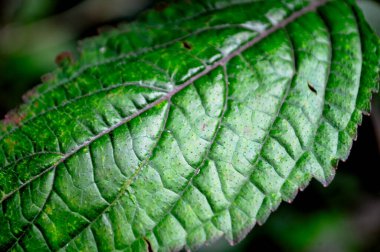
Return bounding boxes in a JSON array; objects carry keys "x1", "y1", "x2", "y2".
[{"x1": 0, "y1": 0, "x2": 379, "y2": 251}]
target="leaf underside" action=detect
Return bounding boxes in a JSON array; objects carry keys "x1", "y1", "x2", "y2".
[{"x1": 0, "y1": 0, "x2": 379, "y2": 251}]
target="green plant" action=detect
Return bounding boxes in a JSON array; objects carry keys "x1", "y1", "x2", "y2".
[{"x1": 0, "y1": 0, "x2": 379, "y2": 251}]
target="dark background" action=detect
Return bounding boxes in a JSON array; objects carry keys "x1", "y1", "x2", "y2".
[{"x1": 0, "y1": 1, "x2": 379, "y2": 251}]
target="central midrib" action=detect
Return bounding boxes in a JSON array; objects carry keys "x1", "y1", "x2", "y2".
[{"x1": 4, "y1": 0, "x2": 330, "y2": 249}]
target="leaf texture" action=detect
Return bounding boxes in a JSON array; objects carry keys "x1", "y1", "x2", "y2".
[{"x1": 0, "y1": 0, "x2": 379, "y2": 251}]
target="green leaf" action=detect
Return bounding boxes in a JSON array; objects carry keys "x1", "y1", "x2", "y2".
[{"x1": 0, "y1": 0, "x2": 379, "y2": 251}]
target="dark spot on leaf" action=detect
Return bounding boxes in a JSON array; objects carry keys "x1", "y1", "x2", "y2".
[
  {"x1": 97, "y1": 25, "x2": 115, "y2": 34},
  {"x1": 4, "y1": 110, "x2": 25, "y2": 125},
  {"x1": 55, "y1": 51, "x2": 74, "y2": 66},
  {"x1": 22, "y1": 88, "x2": 37, "y2": 102},
  {"x1": 41, "y1": 73, "x2": 54, "y2": 83},
  {"x1": 201, "y1": 123, "x2": 206, "y2": 131},
  {"x1": 182, "y1": 41, "x2": 192, "y2": 50},
  {"x1": 307, "y1": 81, "x2": 317, "y2": 94},
  {"x1": 143, "y1": 237, "x2": 153, "y2": 252},
  {"x1": 155, "y1": 2, "x2": 169, "y2": 12}
]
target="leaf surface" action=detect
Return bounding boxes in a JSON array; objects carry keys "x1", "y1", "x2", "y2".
[{"x1": 0, "y1": 0, "x2": 379, "y2": 251}]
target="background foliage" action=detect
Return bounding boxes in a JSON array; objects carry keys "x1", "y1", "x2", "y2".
[{"x1": 0, "y1": 0, "x2": 379, "y2": 251}]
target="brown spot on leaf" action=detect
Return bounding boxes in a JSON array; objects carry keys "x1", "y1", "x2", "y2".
[
  {"x1": 22, "y1": 87, "x2": 37, "y2": 102},
  {"x1": 4, "y1": 138, "x2": 17, "y2": 152},
  {"x1": 182, "y1": 41, "x2": 192, "y2": 50},
  {"x1": 41, "y1": 73, "x2": 54, "y2": 83},
  {"x1": 201, "y1": 123, "x2": 206, "y2": 131},
  {"x1": 3, "y1": 110, "x2": 25, "y2": 125},
  {"x1": 45, "y1": 206, "x2": 53, "y2": 215},
  {"x1": 155, "y1": 2, "x2": 169, "y2": 12},
  {"x1": 97, "y1": 25, "x2": 115, "y2": 34},
  {"x1": 55, "y1": 51, "x2": 74, "y2": 66}
]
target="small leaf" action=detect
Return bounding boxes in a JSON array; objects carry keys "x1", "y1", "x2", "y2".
[{"x1": 0, "y1": 0, "x2": 379, "y2": 251}]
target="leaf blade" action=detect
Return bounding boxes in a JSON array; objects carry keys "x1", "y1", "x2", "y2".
[{"x1": 0, "y1": 0, "x2": 379, "y2": 251}]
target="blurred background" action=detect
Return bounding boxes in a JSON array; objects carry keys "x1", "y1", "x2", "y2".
[{"x1": 0, "y1": 0, "x2": 379, "y2": 251}]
